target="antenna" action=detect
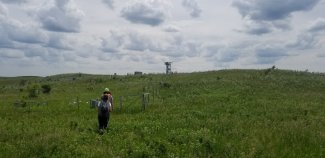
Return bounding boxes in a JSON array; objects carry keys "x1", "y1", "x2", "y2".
[{"x1": 164, "y1": 62, "x2": 172, "y2": 74}]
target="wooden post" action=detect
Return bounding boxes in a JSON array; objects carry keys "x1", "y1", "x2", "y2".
[
  {"x1": 153, "y1": 87, "x2": 155, "y2": 104},
  {"x1": 142, "y1": 93, "x2": 145, "y2": 111},
  {"x1": 77, "y1": 97, "x2": 80, "y2": 110}
]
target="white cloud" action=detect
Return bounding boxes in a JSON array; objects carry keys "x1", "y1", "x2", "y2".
[
  {"x1": 0, "y1": 3, "x2": 8, "y2": 15},
  {"x1": 101, "y1": 30, "x2": 124, "y2": 53},
  {"x1": 120, "y1": 0, "x2": 170, "y2": 26},
  {"x1": 182, "y1": 0, "x2": 201, "y2": 18},
  {"x1": 163, "y1": 25, "x2": 180, "y2": 32},
  {"x1": 37, "y1": 0, "x2": 84, "y2": 33},
  {"x1": 0, "y1": 0, "x2": 325, "y2": 76}
]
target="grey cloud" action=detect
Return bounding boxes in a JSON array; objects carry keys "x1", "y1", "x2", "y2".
[
  {"x1": 63, "y1": 52, "x2": 78, "y2": 62},
  {"x1": 0, "y1": 49, "x2": 24, "y2": 59},
  {"x1": 8, "y1": 25, "x2": 48, "y2": 44},
  {"x1": 0, "y1": 0, "x2": 26, "y2": 4},
  {"x1": 24, "y1": 47, "x2": 48, "y2": 58},
  {"x1": 102, "y1": 0, "x2": 114, "y2": 9},
  {"x1": 246, "y1": 27, "x2": 272, "y2": 35},
  {"x1": 0, "y1": 27, "x2": 13, "y2": 48},
  {"x1": 286, "y1": 33, "x2": 317, "y2": 50},
  {"x1": 233, "y1": 0, "x2": 321, "y2": 34},
  {"x1": 317, "y1": 53, "x2": 325, "y2": 57},
  {"x1": 125, "y1": 32, "x2": 153, "y2": 51},
  {"x1": 75, "y1": 43, "x2": 97, "y2": 58},
  {"x1": 206, "y1": 46, "x2": 241, "y2": 64},
  {"x1": 163, "y1": 25, "x2": 180, "y2": 32},
  {"x1": 157, "y1": 35, "x2": 184, "y2": 58},
  {"x1": 244, "y1": 22, "x2": 273, "y2": 35},
  {"x1": 272, "y1": 20, "x2": 291, "y2": 30},
  {"x1": 162, "y1": 36, "x2": 202, "y2": 58},
  {"x1": 142, "y1": 54, "x2": 163, "y2": 64},
  {"x1": 105, "y1": 30, "x2": 202, "y2": 60},
  {"x1": 127, "y1": 55, "x2": 141, "y2": 62},
  {"x1": 37, "y1": 0, "x2": 84, "y2": 33},
  {"x1": 204, "y1": 41, "x2": 289, "y2": 66},
  {"x1": 233, "y1": 0, "x2": 320, "y2": 21},
  {"x1": 101, "y1": 30, "x2": 162, "y2": 55},
  {"x1": 182, "y1": 0, "x2": 202, "y2": 18},
  {"x1": 127, "y1": 53, "x2": 162, "y2": 65},
  {"x1": 154, "y1": 34, "x2": 204, "y2": 58},
  {"x1": 0, "y1": 14, "x2": 47, "y2": 47},
  {"x1": 0, "y1": 6, "x2": 76, "y2": 61},
  {"x1": 308, "y1": 18, "x2": 325, "y2": 33},
  {"x1": 235, "y1": 18, "x2": 273, "y2": 35},
  {"x1": 218, "y1": 49, "x2": 241, "y2": 63},
  {"x1": 255, "y1": 46, "x2": 287, "y2": 64},
  {"x1": 287, "y1": 18, "x2": 325, "y2": 50},
  {"x1": 101, "y1": 31, "x2": 124, "y2": 53},
  {"x1": 203, "y1": 45, "x2": 220, "y2": 58},
  {"x1": 0, "y1": 8, "x2": 13, "y2": 47},
  {"x1": 182, "y1": 41, "x2": 202, "y2": 57},
  {"x1": 121, "y1": 1, "x2": 167, "y2": 26},
  {"x1": 45, "y1": 33, "x2": 73, "y2": 50},
  {"x1": 45, "y1": 49, "x2": 65, "y2": 63},
  {"x1": 0, "y1": 3, "x2": 7, "y2": 15}
]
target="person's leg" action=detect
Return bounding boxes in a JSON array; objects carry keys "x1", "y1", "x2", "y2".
[
  {"x1": 107, "y1": 112, "x2": 110, "y2": 128},
  {"x1": 103, "y1": 113, "x2": 108, "y2": 129},
  {"x1": 98, "y1": 115, "x2": 104, "y2": 130},
  {"x1": 98, "y1": 115, "x2": 100, "y2": 129}
]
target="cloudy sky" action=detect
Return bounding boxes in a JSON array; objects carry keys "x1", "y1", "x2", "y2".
[{"x1": 0, "y1": 0, "x2": 325, "y2": 76}]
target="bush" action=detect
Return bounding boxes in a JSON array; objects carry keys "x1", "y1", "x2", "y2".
[{"x1": 41, "y1": 84, "x2": 52, "y2": 94}]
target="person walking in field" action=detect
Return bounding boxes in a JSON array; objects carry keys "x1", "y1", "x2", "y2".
[{"x1": 97, "y1": 88, "x2": 113, "y2": 132}]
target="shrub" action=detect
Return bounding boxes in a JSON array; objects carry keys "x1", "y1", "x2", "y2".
[
  {"x1": 41, "y1": 84, "x2": 52, "y2": 94},
  {"x1": 160, "y1": 82, "x2": 171, "y2": 88}
]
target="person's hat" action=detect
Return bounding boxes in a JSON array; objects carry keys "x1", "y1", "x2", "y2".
[{"x1": 104, "y1": 88, "x2": 110, "y2": 92}]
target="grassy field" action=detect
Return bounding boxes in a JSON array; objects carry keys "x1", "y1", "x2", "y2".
[{"x1": 0, "y1": 69, "x2": 324, "y2": 157}]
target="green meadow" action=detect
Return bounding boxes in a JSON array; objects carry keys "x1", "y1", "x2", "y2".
[{"x1": 0, "y1": 69, "x2": 324, "y2": 157}]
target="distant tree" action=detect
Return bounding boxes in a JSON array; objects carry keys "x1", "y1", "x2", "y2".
[{"x1": 41, "y1": 84, "x2": 52, "y2": 94}]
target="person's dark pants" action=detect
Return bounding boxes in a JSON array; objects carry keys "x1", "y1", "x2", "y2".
[{"x1": 98, "y1": 112, "x2": 110, "y2": 130}]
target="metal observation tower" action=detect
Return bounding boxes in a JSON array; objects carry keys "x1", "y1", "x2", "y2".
[{"x1": 164, "y1": 62, "x2": 172, "y2": 74}]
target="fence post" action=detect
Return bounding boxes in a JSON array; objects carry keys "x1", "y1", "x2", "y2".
[
  {"x1": 77, "y1": 97, "x2": 80, "y2": 110},
  {"x1": 142, "y1": 93, "x2": 145, "y2": 111},
  {"x1": 119, "y1": 96, "x2": 123, "y2": 111}
]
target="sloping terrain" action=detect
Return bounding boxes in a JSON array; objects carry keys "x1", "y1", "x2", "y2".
[{"x1": 0, "y1": 69, "x2": 324, "y2": 157}]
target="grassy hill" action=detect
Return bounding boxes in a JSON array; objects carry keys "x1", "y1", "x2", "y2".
[{"x1": 0, "y1": 69, "x2": 324, "y2": 157}]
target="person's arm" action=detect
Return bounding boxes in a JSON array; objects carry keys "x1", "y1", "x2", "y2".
[
  {"x1": 109, "y1": 95, "x2": 113, "y2": 111},
  {"x1": 97, "y1": 101, "x2": 100, "y2": 113}
]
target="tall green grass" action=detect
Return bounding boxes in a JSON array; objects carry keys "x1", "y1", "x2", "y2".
[{"x1": 0, "y1": 69, "x2": 324, "y2": 157}]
